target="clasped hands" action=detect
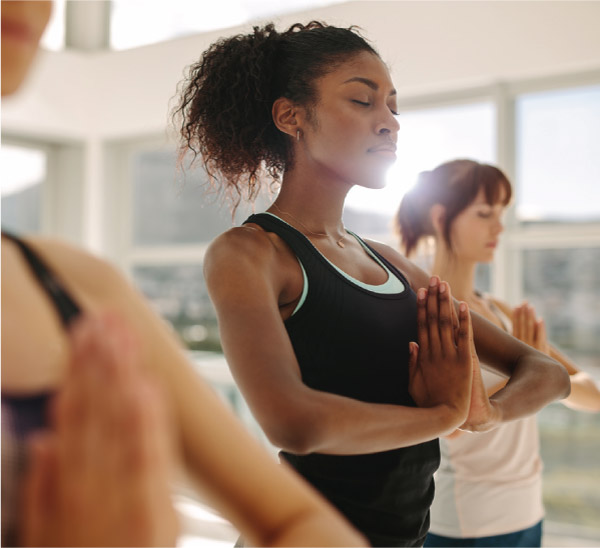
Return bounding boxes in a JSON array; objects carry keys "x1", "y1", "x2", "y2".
[{"x1": 408, "y1": 276, "x2": 498, "y2": 434}]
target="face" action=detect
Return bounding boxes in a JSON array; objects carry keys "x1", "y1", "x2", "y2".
[
  {"x1": 300, "y1": 51, "x2": 400, "y2": 189},
  {"x1": 1, "y1": 0, "x2": 52, "y2": 97},
  {"x1": 448, "y1": 187, "x2": 507, "y2": 264}
]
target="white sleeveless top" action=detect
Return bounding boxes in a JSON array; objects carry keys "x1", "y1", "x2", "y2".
[{"x1": 428, "y1": 300, "x2": 544, "y2": 538}]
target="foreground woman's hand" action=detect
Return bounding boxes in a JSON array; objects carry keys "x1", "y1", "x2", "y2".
[
  {"x1": 408, "y1": 276, "x2": 473, "y2": 427},
  {"x1": 458, "y1": 318, "x2": 501, "y2": 433},
  {"x1": 20, "y1": 312, "x2": 179, "y2": 547}
]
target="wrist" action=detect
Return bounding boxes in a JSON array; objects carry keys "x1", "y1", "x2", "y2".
[
  {"x1": 434, "y1": 403, "x2": 468, "y2": 435},
  {"x1": 468, "y1": 399, "x2": 503, "y2": 433}
]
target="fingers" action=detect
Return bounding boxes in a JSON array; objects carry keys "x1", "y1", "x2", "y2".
[
  {"x1": 456, "y1": 301, "x2": 473, "y2": 366},
  {"x1": 417, "y1": 277, "x2": 458, "y2": 356},
  {"x1": 416, "y1": 287, "x2": 429, "y2": 350},
  {"x1": 513, "y1": 302, "x2": 541, "y2": 348},
  {"x1": 20, "y1": 433, "x2": 58, "y2": 547},
  {"x1": 535, "y1": 318, "x2": 548, "y2": 354},
  {"x1": 438, "y1": 281, "x2": 455, "y2": 351},
  {"x1": 525, "y1": 305, "x2": 535, "y2": 345},
  {"x1": 426, "y1": 277, "x2": 442, "y2": 353},
  {"x1": 408, "y1": 342, "x2": 419, "y2": 373}
]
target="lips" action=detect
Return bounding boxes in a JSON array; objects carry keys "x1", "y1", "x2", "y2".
[
  {"x1": 1, "y1": 19, "x2": 37, "y2": 44},
  {"x1": 367, "y1": 142, "x2": 397, "y2": 159}
]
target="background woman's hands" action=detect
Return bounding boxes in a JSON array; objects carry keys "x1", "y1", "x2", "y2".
[
  {"x1": 20, "y1": 312, "x2": 179, "y2": 547},
  {"x1": 512, "y1": 302, "x2": 550, "y2": 354},
  {"x1": 408, "y1": 276, "x2": 473, "y2": 426}
]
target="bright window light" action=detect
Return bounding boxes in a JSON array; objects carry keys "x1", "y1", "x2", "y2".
[
  {"x1": 110, "y1": 0, "x2": 346, "y2": 50},
  {"x1": 346, "y1": 102, "x2": 496, "y2": 215},
  {"x1": 0, "y1": 145, "x2": 47, "y2": 197},
  {"x1": 516, "y1": 84, "x2": 600, "y2": 222},
  {"x1": 40, "y1": 0, "x2": 66, "y2": 51}
]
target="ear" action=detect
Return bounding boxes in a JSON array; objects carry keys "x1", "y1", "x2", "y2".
[
  {"x1": 429, "y1": 204, "x2": 446, "y2": 237},
  {"x1": 272, "y1": 97, "x2": 302, "y2": 139}
]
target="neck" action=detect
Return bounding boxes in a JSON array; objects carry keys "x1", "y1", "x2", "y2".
[
  {"x1": 270, "y1": 165, "x2": 349, "y2": 239},
  {"x1": 431, "y1": 244, "x2": 478, "y2": 302}
]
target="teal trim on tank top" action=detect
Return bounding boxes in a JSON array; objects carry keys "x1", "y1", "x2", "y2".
[{"x1": 262, "y1": 213, "x2": 405, "y2": 316}]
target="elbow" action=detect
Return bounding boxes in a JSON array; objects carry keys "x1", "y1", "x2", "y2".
[
  {"x1": 556, "y1": 363, "x2": 572, "y2": 400},
  {"x1": 262, "y1": 412, "x2": 323, "y2": 456}
]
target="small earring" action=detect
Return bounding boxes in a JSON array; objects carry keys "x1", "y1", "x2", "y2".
[{"x1": 296, "y1": 129, "x2": 300, "y2": 142}]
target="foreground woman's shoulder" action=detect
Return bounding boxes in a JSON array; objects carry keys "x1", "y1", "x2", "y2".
[{"x1": 22, "y1": 235, "x2": 133, "y2": 301}]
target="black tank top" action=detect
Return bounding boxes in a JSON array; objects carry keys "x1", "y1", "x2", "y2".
[
  {"x1": 1, "y1": 231, "x2": 82, "y2": 546},
  {"x1": 245, "y1": 214, "x2": 440, "y2": 547}
]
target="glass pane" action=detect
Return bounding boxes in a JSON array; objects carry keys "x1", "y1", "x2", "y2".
[
  {"x1": 132, "y1": 264, "x2": 221, "y2": 352},
  {"x1": 1, "y1": 145, "x2": 46, "y2": 234},
  {"x1": 516, "y1": 85, "x2": 600, "y2": 222},
  {"x1": 131, "y1": 148, "x2": 268, "y2": 246},
  {"x1": 522, "y1": 247, "x2": 600, "y2": 536},
  {"x1": 344, "y1": 102, "x2": 496, "y2": 240}
]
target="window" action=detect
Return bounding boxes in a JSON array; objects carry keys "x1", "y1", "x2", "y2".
[
  {"x1": 515, "y1": 84, "x2": 600, "y2": 222},
  {"x1": 522, "y1": 247, "x2": 600, "y2": 535},
  {"x1": 1, "y1": 144, "x2": 47, "y2": 234},
  {"x1": 122, "y1": 143, "x2": 271, "y2": 351}
]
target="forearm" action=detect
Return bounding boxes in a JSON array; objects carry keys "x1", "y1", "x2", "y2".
[
  {"x1": 272, "y1": 390, "x2": 463, "y2": 455},
  {"x1": 563, "y1": 372, "x2": 600, "y2": 412},
  {"x1": 484, "y1": 352, "x2": 570, "y2": 428},
  {"x1": 266, "y1": 510, "x2": 367, "y2": 547}
]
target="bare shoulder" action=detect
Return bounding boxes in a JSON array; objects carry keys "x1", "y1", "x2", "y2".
[
  {"x1": 364, "y1": 238, "x2": 430, "y2": 290},
  {"x1": 204, "y1": 225, "x2": 280, "y2": 280},
  {"x1": 21, "y1": 235, "x2": 129, "y2": 302},
  {"x1": 204, "y1": 224, "x2": 290, "y2": 304}
]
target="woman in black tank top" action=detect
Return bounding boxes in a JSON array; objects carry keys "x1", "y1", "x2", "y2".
[{"x1": 175, "y1": 22, "x2": 570, "y2": 546}]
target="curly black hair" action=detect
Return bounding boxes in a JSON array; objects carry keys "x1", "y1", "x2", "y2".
[{"x1": 173, "y1": 21, "x2": 378, "y2": 209}]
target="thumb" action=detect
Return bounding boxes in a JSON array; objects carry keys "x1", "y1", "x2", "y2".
[{"x1": 408, "y1": 342, "x2": 419, "y2": 372}]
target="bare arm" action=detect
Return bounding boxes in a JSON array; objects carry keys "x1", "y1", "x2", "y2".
[
  {"x1": 369, "y1": 241, "x2": 571, "y2": 432},
  {"x1": 24, "y1": 237, "x2": 366, "y2": 548},
  {"x1": 204, "y1": 229, "x2": 473, "y2": 457}
]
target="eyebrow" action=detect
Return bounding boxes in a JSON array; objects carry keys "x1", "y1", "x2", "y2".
[{"x1": 343, "y1": 77, "x2": 397, "y2": 96}]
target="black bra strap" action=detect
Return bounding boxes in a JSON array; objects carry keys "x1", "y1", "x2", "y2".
[{"x1": 2, "y1": 231, "x2": 82, "y2": 327}]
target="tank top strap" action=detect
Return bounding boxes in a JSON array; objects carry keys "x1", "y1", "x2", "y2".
[
  {"x1": 244, "y1": 213, "x2": 325, "y2": 270},
  {"x1": 2, "y1": 230, "x2": 82, "y2": 327}
]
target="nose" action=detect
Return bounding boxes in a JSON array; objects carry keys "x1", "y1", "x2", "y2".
[
  {"x1": 493, "y1": 217, "x2": 504, "y2": 235},
  {"x1": 376, "y1": 109, "x2": 400, "y2": 137}
]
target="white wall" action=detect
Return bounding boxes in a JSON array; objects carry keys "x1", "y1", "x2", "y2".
[{"x1": 3, "y1": 0, "x2": 600, "y2": 139}]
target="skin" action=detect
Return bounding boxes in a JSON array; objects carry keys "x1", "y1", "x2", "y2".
[
  {"x1": 1, "y1": 0, "x2": 52, "y2": 97},
  {"x1": 3, "y1": 3, "x2": 366, "y2": 546},
  {"x1": 429, "y1": 186, "x2": 600, "y2": 413},
  {"x1": 204, "y1": 50, "x2": 570, "y2": 465}
]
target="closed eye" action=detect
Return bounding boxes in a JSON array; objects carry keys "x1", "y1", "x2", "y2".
[{"x1": 352, "y1": 100, "x2": 370, "y2": 107}]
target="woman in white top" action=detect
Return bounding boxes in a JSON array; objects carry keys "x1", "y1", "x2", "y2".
[{"x1": 395, "y1": 158, "x2": 600, "y2": 547}]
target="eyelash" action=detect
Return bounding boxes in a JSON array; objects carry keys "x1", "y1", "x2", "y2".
[{"x1": 352, "y1": 100, "x2": 399, "y2": 116}]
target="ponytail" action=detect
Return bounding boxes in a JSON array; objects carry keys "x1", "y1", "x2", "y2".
[{"x1": 173, "y1": 21, "x2": 378, "y2": 210}]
